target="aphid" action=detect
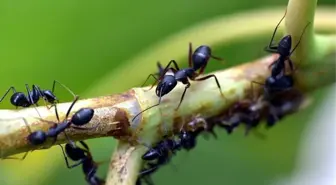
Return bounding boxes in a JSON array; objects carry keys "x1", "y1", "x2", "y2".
[
  {"x1": 265, "y1": 89, "x2": 305, "y2": 128},
  {"x1": 59, "y1": 140, "x2": 105, "y2": 185},
  {"x1": 26, "y1": 96, "x2": 98, "y2": 147},
  {"x1": 178, "y1": 115, "x2": 217, "y2": 150},
  {"x1": 0, "y1": 80, "x2": 75, "y2": 109},
  {"x1": 217, "y1": 97, "x2": 268, "y2": 136},
  {"x1": 264, "y1": 9, "x2": 310, "y2": 77}
]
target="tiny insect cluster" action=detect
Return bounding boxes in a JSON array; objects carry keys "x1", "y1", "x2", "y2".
[{"x1": 0, "y1": 9, "x2": 311, "y2": 185}]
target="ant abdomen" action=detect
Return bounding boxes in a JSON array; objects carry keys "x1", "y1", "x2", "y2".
[
  {"x1": 10, "y1": 93, "x2": 29, "y2": 107},
  {"x1": 28, "y1": 131, "x2": 47, "y2": 145},
  {"x1": 192, "y1": 45, "x2": 211, "y2": 71},
  {"x1": 71, "y1": 108, "x2": 94, "y2": 126},
  {"x1": 65, "y1": 143, "x2": 86, "y2": 161}
]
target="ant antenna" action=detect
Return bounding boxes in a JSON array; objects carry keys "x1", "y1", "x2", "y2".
[
  {"x1": 132, "y1": 87, "x2": 163, "y2": 122},
  {"x1": 289, "y1": 22, "x2": 311, "y2": 56},
  {"x1": 266, "y1": 9, "x2": 287, "y2": 49},
  {"x1": 188, "y1": 42, "x2": 193, "y2": 68},
  {"x1": 210, "y1": 55, "x2": 223, "y2": 61},
  {"x1": 64, "y1": 95, "x2": 80, "y2": 120},
  {"x1": 52, "y1": 80, "x2": 77, "y2": 99}
]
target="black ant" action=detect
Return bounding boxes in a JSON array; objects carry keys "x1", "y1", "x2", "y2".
[
  {"x1": 133, "y1": 43, "x2": 224, "y2": 121},
  {"x1": 254, "y1": 11, "x2": 311, "y2": 99},
  {"x1": 26, "y1": 96, "x2": 98, "y2": 147},
  {"x1": 59, "y1": 140, "x2": 105, "y2": 185},
  {"x1": 0, "y1": 80, "x2": 75, "y2": 109},
  {"x1": 138, "y1": 114, "x2": 214, "y2": 183},
  {"x1": 264, "y1": 9, "x2": 310, "y2": 77}
]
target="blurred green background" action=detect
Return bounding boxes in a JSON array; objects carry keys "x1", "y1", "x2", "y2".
[{"x1": 0, "y1": 0, "x2": 334, "y2": 185}]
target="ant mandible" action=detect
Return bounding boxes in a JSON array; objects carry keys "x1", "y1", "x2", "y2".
[
  {"x1": 132, "y1": 43, "x2": 224, "y2": 121},
  {"x1": 0, "y1": 80, "x2": 75, "y2": 109},
  {"x1": 59, "y1": 140, "x2": 105, "y2": 185},
  {"x1": 26, "y1": 96, "x2": 98, "y2": 148}
]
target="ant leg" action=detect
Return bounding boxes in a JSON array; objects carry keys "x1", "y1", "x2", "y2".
[
  {"x1": 286, "y1": 58, "x2": 295, "y2": 73},
  {"x1": 250, "y1": 81, "x2": 264, "y2": 100},
  {"x1": 162, "y1": 60, "x2": 180, "y2": 74},
  {"x1": 188, "y1": 42, "x2": 193, "y2": 68},
  {"x1": 175, "y1": 82, "x2": 190, "y2": 111},
  {"x1": 78, "y1": 140, "x2": 90, "y2": 152},
  {"x1": 64, "y1": 96, "x2": 80, "y2": 119},
  {"x1": 58, "y1": 144, "x2": 84, "y2": 169},
  {"x1": 264, "y1": 46, "x2": 279, "y2": 53},
  {"x1": 139, "y1": 164, "x2": 159, "y2": 176},
  {"x1": 0, "y1": 86, "x2": 17, "y2": 103},
  {"x1": 194, "y1": 74, "x2": 225, "y2": 99},
  {"x1": 197, "y1": 54, "x2": 224, "y2": 76},
  {"x1": 25, "y1": 84, "x2": 43, "y2": 118},
  {"x1": 52, "y1": 80, "x2": 77, "y2": 99},
  {"x1": 132, "y1": 87, "x2": 164, "y2": 122},
  {"x1": 289, "y1": 22, "x2": 311, "y2": 56},
  {"x1": 197, "y1": 64, "x2": 207, "y2": 76},
  {"x1": 1, "y1": 151, "x2": 29, "y2": 161},
  {"x1": 32, "y1": 85, "x2": 51, "y2": 109},
  {"x1": 140, "y1": 73, "x2": 159, "y2": 91},
  {"x1": 71, "y1": 121, "x2": 101, "y2": 130},
  {"x1": 264, "y1": 9, "x2": 287, "y2": 53}
]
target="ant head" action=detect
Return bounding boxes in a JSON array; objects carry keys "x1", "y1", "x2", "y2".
[
  {"x1": 155, "y1": 75, "x2": 177, "y2": 97},
  {"x1": 142, "y1": 149, "x2": 160, "y2": 161},
  {"x1": 65, "y1": 143, "x2": 86, "y2": 161},
  {"x1": 28, "y1": 131, "x2": 47, "y2": 145},
  {"x1": 71, "y1": 108, "x2": 94, "y2": 126},
  {"x1": 42, "y1": 90, "x2": 57, "y2": 103},
  {"x1": 278, "y1": 35, "x2": 292, "y2": 56}
]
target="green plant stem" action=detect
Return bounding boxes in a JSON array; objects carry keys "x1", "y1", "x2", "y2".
[
  {"x1": 286, "y1": 0, "x2": 317, "y2": 63},
  {"x1": 0, "y1": 6, "x2": 334, "y2": 185},
  {"x1": 105, "y1": 3, "x2": 336, "y2": 185}
]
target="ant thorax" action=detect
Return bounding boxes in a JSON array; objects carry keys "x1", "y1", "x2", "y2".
[{"x1": 164, "y1": 69, "x2": 175, "y2": 76}]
